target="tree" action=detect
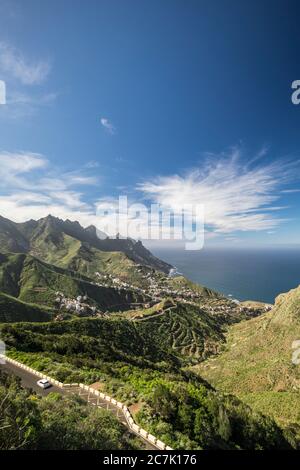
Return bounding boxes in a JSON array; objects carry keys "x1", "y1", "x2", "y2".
[
  {"x1": 0, "y1": 373, "x2": 41, "y2": 450},
  {"x1": 151, "y1": 383, "x2": 177, "y2": 421}
]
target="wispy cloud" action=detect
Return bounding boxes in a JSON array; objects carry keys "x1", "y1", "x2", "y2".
[
  {"x1": 0, "y1": 42, "x2": 56, "y2": 119},
  {"x1": 0, "y1": 151, "x2": 48, "y2": 189},
  {"x1": 0, "y1": 90, "x2": 58, "y2": 119},
  {"x1": 85, "y1": 160, "x2": 100, "y2": 169},
  {"x1": 100, "y1": 117, "x2": 116, "y2": 134},
  {"x1": 0, "y1": 152, "x2": 100, "y2": 226},
  {"x1": 1, "y1": 147, "x2": 299, "y2": 243},
  {"x1": 0, "y1": 42, "x2": 50, "y2": 85},
  {"x1": 138, "y1": 148, "x2": 299, "y2": 234},
  {"x1": 281, "y1": 189, "x2": 300, "y2": 194}
]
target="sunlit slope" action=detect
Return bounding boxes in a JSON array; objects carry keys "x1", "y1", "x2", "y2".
[
  {"x1": 0, "y1": 214, "x2": 172, "y2": 276},
  {"x1": 134, "y1": 301, "x2": 225, "y2": 360},
  {"x1": 1, "y1": 315, "x2": 294, "y2": 449},
  {"x1": 0, "y1": 253, "x2": 147, "y2": 311},
  {"x1": 196, "y1": 285, "x2": 300, "y2": 427}
]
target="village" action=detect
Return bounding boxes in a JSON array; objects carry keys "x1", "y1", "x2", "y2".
[
  {"x1": 54, "y1": 292, "x2": 108, "y2": 321},
  {"x1": 53, "y1": 266, "x2": 273, "y2": 321}
]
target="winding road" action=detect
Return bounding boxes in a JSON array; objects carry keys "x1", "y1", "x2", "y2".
[{"x1": 0, "y1": 360, "x2": 158, "y2": 450}]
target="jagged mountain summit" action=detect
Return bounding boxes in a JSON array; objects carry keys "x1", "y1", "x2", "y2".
[
  {"x1": 1, "y1": 216, "x2": 299, "y2": 448},
  {"x1": 0, "y1": 214, "x2": 172, "y2": 273},
  {"x1": 0, "y1": 214, "x2": 231, "y2": 324}
]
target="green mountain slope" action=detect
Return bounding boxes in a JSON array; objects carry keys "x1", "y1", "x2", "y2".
[
  {"x1": 0, "y1": 216, "x2": 29, "y2": 252},
  {"x1": 131, "y1": 301, "x2": 225, "y2": 360},
  {"x1": 0, "y1": 252, "x2": 148, "y2": 312},
  {"x1": 56, "y1": 240, "x2": 148, "y2": 284},
  {"x1": 1, "y1": 317, "x2": 295, "y2": 449},
  {"x1": 195, "y1": 285, "x2": 300, "y2": 430},
  {"x1": 0, "y1": 292, "x2": 52, "y2": 323},
  {"x1": 0, "y1": 216, "x2": 226, "y2": 323},
  {"x1": 0, "y1": 215, "x2": 172, "y2": 276}
]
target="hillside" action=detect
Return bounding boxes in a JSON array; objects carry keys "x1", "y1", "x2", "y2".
[
  {"x1": 0, "y1": 370, "x2": 139, "y2": 450},
  {"x1": 1, "y1": 214, "x2": 292, "y2": 449},
  {"x1": 1, "y1": 215, "x2": 248, "y2": 324},
  {"x1": 119, "y1": 300, "x2": 226, "y2": 360},
  {"x1": 0, "y1": 215, "x2": 172, "y2": 276},
  {"x1": 195, "y1": 285, "x2": 300, "y2": 431},
  {"x1": 1, "y1": 317, "x2": 295, "y2": 449},
  {"x1": 0, "y1": 292, "x2": 52, "y2": 323},
  {"x1": 0, "y1": 252, "x2": 149, "y2": 313},
  {"x1": 0, "y1": 299, "x2": 230, "y2": 368}
]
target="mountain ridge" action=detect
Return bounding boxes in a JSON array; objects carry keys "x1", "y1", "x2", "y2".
[
  {"x1": 1, "y1": 216, "x2": 300, "y2": 448},
  {"x1": 0, "y1": 214, "x2": 172, "y2": 274}
]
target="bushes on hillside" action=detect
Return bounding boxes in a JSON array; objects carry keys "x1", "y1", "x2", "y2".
[
  {"x1": 137, "y1": 381, "x2": 293, "y2": 450},
  {"x1": 0, "y1": 371, "x2": 137, "y2": 450}
]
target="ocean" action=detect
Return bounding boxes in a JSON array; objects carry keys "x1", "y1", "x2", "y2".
[{"x1": 150, "y1": 247, "x2": 300, "y2": 304}]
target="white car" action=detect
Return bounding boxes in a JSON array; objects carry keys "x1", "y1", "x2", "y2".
[{"x1": 37, "y1": 379, "x2": 52, "y2": 389}]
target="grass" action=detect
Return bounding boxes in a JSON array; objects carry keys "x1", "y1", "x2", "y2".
[
  {"x1": 0, "y1": 252, "x2": 148, "y2": 311},
  {"x1": 2, "y1": 310, "x2": 299, "y2": 450},
  {"x1": 0, "y1": 292, "x2": 52, "y2": 322},
  {"x1": 194, "y1": 286, "x2": 300, "y2": 428},
  {"x1": 238, "y1": 391, "x2": 300, "y2": 428}
]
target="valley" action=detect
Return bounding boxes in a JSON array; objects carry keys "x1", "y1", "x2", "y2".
[{"x1": 0, "y1": 214, "x2": 299, "y2": 449}]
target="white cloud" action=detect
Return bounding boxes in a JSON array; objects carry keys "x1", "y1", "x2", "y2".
[
  {"x1": 138, "y1": 148, "x2": 298, "y2": 234},
  {"x1": 1, "y1": 147, "x2": 299, "y2": 243},
  {"x1": 0, "y1": 90, "x2": 58, "y2": 119},
  {"x1": 100, "y1": 117, "x2": 116, "y2": 134},
  {"x1": 0, "y1": 151, "x2": 47, "y2": 174},
  {"x1": 0, "y1": 152, "x2": 103, "y2": 229},
  {"x1": 0, "y1": 42, "x2": 50, "y2": 85},
  {"x1": 0, "y1": 192, "x2": 101, "y2": 227},
  {"x1": 48, "y1": 191, "x2": 90, "y2": 209},
  {"x1": 281, "y1": 189, "x2": 300, "y2": 194},
  {"x1": 0, "y1": 42, "x2": 56, "y2": 119},
  {"x1": 0, "y1": 152, "x2": 48, "y2": 189},
  {"x1": 85, "y1": 160, "x2": 99, "y2": 169}
]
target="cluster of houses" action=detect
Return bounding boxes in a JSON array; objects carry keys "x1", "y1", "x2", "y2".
[
  {"x1": 52, "y1": 268, "x2": 273, "y2": 321},
  {"x1": 202, "y1": 302, "x2": 272, "y2": 319},
  {"x1": 94, "y1": 269, "x2": 213, "y2": 306},
  {"x1": 54, "y1": 292, "x2": 105, "y2": 318},
  {"x1": 95, "y1": 271, "x2": 198, "y2": 303}
]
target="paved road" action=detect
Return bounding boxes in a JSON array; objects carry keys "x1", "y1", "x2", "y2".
[
  {"x1": 0, "y1": 360, "x2": 158, "y2": 450},
  {"x1": 0, "y1": 361, "x2": 64, "y2": 396}
]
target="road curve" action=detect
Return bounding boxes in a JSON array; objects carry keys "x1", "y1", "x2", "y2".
[
  {"x1": 0, "y1": 361, "x2": 65, "y2": 396},
  {"x1": 0, "y1": 360, "x2": 158, "y2": 450}
]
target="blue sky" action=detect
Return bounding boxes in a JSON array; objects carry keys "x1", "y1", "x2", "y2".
[{"x1": 0, "y1": 0, "x2": 300, "y2": 247}]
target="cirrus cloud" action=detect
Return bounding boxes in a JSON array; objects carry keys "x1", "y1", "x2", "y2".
[
  {"x1": 138, "y1": 148, "x2": 299, "y2": 233},
  {"x1": 0, "y1": 151, "x2": 100, "y2": 227},
  {"x1": 0, "y1": 41, "x2": 50, "y2": 85}
]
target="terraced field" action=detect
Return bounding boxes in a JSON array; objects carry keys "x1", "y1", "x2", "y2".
[{"x1": 136, "y1": 301, "x2": 225, "y2": 360}]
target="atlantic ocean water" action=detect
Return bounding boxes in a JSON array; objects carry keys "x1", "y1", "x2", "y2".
[{"x1": 150, "y1": 247, "x2": 300, "y2": 304}]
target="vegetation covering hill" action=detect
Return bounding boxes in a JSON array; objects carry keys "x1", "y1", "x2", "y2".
[
  {"x1": 0, "y1": 215, "x2": 232, "y2": 324},
  {"x1": 122, "y1": 300, "x2": 226, "y2": 360},
  {"x1": 0, "y1": 292, "x2": 52, "y2": 323},
  {"x1": 0, "y1": 252, "x2": 148, "y2": 312},
  {"x1": 1, "y1": 318, "x2": 295, "y2": 450},
  {"x1": 1, "y1": 214, "x2": 298, "y2": 449},
  {"x1": 0, "y1": 214, "x2": 172, "y2": 276},
  {"x1": 195, "y1": 285, "x2": 300, "y2": 436},
  {"x1": 0, "y1": 370, "x2": 139, "y2": 450},
  {"x1": 1, "y1": 299, "x2": 228, "y2": 365}
]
